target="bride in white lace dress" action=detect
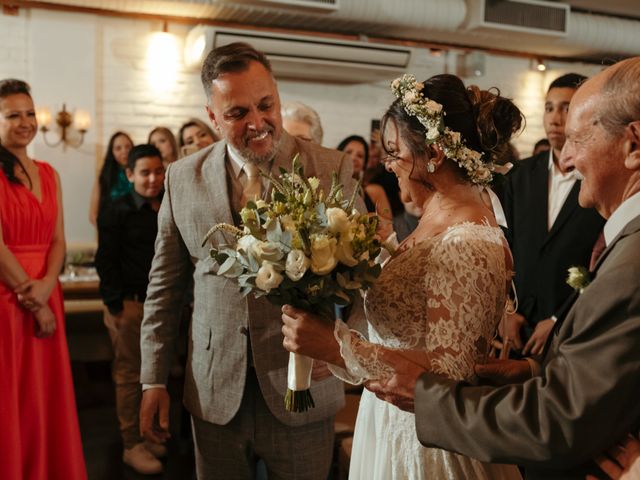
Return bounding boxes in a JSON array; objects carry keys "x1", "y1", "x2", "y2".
[{"x1": 282, "y1": 73, "x2": 524, "y2": 479}]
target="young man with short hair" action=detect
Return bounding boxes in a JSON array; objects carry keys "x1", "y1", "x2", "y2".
[
  {"x1": 501, "y1": 73, "x2": 605, "y2": 355},
  {"x1": 95, "y1": 144, "x2": 166, "y2": 475}
]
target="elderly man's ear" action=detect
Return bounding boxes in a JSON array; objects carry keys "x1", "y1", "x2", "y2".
[{"x1": 624, "y1": 120, "x2": 640, "y2": 170}]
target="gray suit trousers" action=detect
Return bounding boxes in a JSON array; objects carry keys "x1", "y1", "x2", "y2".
[{"x1": 191, "y1": 367, "x2": 334, "y2": 480}]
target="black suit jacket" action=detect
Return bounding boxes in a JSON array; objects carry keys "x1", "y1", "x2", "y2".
[{"x1": 502, "y1": 152, "x2": 605, "y2": 331}]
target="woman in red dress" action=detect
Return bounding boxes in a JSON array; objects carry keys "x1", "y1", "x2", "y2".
[{"x1": 0, "y1": 79, "x2": 87, "y2": 479}]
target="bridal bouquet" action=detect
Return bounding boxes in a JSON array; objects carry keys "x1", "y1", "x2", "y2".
[{"x1": 202, "y1": 156, "x2": 382, "y2": 412}]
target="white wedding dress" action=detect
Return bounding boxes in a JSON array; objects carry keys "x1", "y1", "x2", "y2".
[{"x1": 330, "y1": 222, "x2": 522, "y2": 480}]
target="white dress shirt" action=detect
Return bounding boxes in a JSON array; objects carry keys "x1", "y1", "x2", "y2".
[
  {"x1": 603, "y1": 191, "x2": 640, "y2": 246},
  {"x1": 548, "y1": 150, "x2": 578, "y2": 230}
]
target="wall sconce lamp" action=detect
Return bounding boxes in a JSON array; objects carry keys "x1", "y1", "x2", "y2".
[
  {"x1": 36, "y1": 104, "x2": 91, "y2": 149},
  {"x1": 534, "y1": 58, "x2": 547, "y2": 72}
]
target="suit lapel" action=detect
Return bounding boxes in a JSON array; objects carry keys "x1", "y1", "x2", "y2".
[
  {"x1": 591, "y1": 214, "x2": 640, "y2": 273},
  {"x1": 547, "y1": 214, "x2": 640, "y2": 354},
  {"x1": 202, "y1": 141, "x2": 235, "y2": 228},
  {"x1": 543, "y1": 180, "x2": 580, "y2": 248}
]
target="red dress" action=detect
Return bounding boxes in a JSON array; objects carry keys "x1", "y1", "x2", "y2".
[{"x1": 0, "y1": 161, "x2": 87, "y2": 480}]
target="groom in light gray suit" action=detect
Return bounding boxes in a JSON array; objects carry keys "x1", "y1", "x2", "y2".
[
  {"x1": 139, "y1": 43, "x2": 352, "y2": 479},
  {"x1": 367, "y1": 56, "x2": 640, "y2": 479}
]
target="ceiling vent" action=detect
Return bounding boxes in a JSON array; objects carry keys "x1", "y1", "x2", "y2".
[
  {"x1": 184, "y1": 26, "x2": 411, "y2": 84},
  {"x1": 465, "y1": 0, "x2": 569, "y2": 37}
]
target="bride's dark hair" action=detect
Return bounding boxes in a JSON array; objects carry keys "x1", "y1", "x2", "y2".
[{"x1": 381, "y1": 74, "x2": 524, "y2": 182}]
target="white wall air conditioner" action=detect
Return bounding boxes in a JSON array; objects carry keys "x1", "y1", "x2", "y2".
[
  {"x1": 184, "y1": 26, "x2": 412, "y2": 84},
  {"x1": 465, "y1": 0, "x2": 570, "y2": 37}
]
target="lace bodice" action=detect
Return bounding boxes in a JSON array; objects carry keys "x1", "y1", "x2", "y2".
[{"x1": 331, "y1": 222, "x2": 509, "y2": 383}]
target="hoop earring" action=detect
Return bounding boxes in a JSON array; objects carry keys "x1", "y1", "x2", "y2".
[{"x1": 427, "y1": 161, "x2": 436, "y2": 173}]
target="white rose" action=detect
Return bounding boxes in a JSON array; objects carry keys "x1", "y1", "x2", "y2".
[
  {"x1": 255, "y1": 262, "x2": 284, "y2": 292},
  {"x1": 468, "y1": 150, "x2": 483, "y2": 162},
  {"x1": 310, "y1": 235, "x2": 338, "y2": 275},
  {"x1": 335, "y1": 237, "x2": 358, "y2": 267},
  {"x1": 475, "y1": 167, "x2": 492, "y2": 182},
  {"x1": 404, "y1": 91, "x2": 417, "y2": 103},
  {"x1": 326, "y1": 207, "x2": 350, "y2": 234},
  {"x1": 252, "y1": 241, "x2": 285, "y2": 262},
  {"x1": 427, "y1": 126, "x2": 440, "y2": 141},
  {"x1": 425, "y1": 100, "x2": 442, "y2": 113},
  {"x1": 285, "y1": 249, "x2": 310, "y2": 281}
]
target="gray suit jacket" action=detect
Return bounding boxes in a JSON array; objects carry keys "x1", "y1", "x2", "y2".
[
  {"x1": 140, "y1": 132, "x2": 351, "y2": 426},
  {"x1": 414, "y1": 214, "x2": 640, "y2": 479}
]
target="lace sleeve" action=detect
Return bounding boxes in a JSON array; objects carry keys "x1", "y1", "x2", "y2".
[
  {"x1": 327, "y1": 236, "x2": 400, "y2": 384},
  {"x1": 327, "y1": 319, "x2": 395, "y2": 384},
  {"x1": 329, "y1": 225, "x2": 508, "y2": 384},
  {"x1": 425, "y1": 227, "x2": 507, "y2": 381}
]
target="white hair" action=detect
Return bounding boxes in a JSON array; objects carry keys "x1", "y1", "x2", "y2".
[{"x1": 281, "y1": 101, "x2": 324, "y2": 144}]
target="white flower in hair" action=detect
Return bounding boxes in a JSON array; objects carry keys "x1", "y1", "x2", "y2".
[
  {"x1": 425, "y1": 100, "x2": 442, "y2": 113},
  {"x1": 427, "y1": 126, "x2": 440, "y2": 141},
  {"x1": 390, "y1": 74, "x2": 494, "y2": 185},
  {"x1": 476, "y1": 167, "x2": 492, "y2": 182},
  {"x1": 404, "y1": 91, "x2": 418, "y2": 103}
]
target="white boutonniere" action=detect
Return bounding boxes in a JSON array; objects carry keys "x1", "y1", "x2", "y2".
[{"x1": 566, "y1": 266, "x2": 591, "y2": 293}]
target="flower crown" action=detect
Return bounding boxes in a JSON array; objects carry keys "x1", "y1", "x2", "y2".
[{"x1": 390, "y1": 74, "x2": 493, "y2": 185}]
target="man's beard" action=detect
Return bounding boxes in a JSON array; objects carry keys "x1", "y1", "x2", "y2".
[{"x1": 236, "y1": 127, "x2": 281, "y2": 164}]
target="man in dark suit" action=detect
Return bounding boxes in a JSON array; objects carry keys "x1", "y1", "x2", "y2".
[
  {"x1": 502, "y1": 73, "x2": 604, "y2": 356},
  {"x1": 367, "y1": 56, "x2": 640, "y2": 479}
]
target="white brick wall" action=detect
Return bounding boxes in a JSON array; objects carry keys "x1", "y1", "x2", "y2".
[
  {"x1": 0, "y1": 11, "x2": 30, "y2": 83},
  {"x1": 0, "y1": 9, "x2": 604, "y2": 244}
]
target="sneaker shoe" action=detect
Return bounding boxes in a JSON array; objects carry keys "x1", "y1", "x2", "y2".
[
  {"x1": 144, "y1": 440, "x2": 168, "y2": 458},
  {"x1": 123, "y1": 443, "x2": 163, "y2": 475}
]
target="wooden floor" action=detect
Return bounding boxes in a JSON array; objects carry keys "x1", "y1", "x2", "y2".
[{"x1": 74, "y1": 361, "x2": 196, "y2": 480}]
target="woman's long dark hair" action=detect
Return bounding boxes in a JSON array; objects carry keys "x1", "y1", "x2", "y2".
[
  {"x1": 98, "y1": 131, "x2": 133, "y2": 208},
  {"x1": 0, "y1": 78, "x2": 33, "y2": 186}
]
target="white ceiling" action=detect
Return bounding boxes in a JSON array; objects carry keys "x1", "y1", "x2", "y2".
[{"x1": 26, "y1": 0, "x2": 640, "y2": 59}]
